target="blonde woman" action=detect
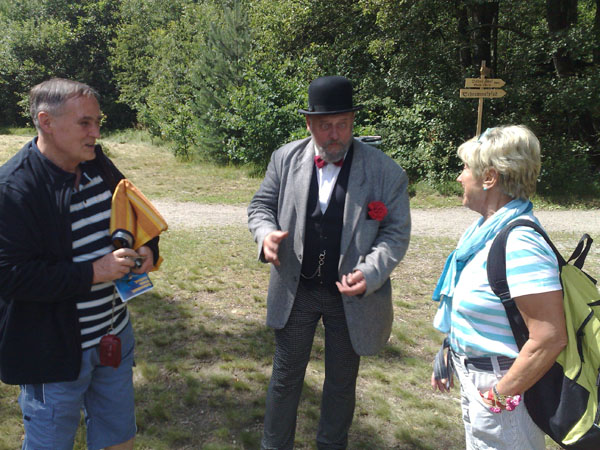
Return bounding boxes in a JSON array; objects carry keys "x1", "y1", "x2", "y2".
[{"x1": 431, "y1": 125, "x2": 567, "y2": 449}]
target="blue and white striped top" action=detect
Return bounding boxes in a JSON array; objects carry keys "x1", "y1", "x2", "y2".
[
  {"x1": 71, "y1": 166, "x2": 128, "y2": 350},
  {"x1": 449, "y1": 218, "x2": 561, "y2": 358}
]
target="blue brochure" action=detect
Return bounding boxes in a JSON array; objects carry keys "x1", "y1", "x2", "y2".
[{"x1": 114, "y1": 273, "x2": 154, "y2": 302}]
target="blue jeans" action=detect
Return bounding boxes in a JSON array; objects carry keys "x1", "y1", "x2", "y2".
[{"x1": 19, "y1": 321, "x2": 136, "y2": 450}]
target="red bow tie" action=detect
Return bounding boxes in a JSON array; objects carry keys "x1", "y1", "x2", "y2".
[{"x1": 314, "y1": 155, "x2": 343, "y2": 169}]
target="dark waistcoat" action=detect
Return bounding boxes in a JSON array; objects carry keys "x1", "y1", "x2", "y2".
[{"x1": 301, "y1": 146, "x2": 354, "y2": 290}]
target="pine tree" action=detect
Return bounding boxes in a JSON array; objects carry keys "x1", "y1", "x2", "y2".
[{"x1": 190, "y1": 0, "x2": 251, "y2": 162}]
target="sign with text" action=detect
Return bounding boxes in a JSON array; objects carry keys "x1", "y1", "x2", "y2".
[
  {"x1": 464, "y1": 78, "x2": 505, "y2": 88},
  {"x1": 460, "y1": 88, "x2": 506, "y2": 98},
  {"x1": 460, "y1": 61, "x2": 507, "y2": 135}
]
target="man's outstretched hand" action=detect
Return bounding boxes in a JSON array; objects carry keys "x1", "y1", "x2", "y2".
[{"x1": 263, "y1": 230, "x2": 289, "y2": 266}]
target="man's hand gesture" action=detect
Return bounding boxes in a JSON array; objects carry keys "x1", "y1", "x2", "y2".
[
  {"x1": 263, "y1": 230, "x2": 289, "y2": 266},
  {"x1": 336, "y1": 270, "x2": 366, "y2": 296}
]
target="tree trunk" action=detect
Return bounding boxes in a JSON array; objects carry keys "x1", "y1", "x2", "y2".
[
  {"x1": 546, "y1": 0, "x2": 578, "y2": 77},
  {"x1": 469, "y1": 2, "x2": 499, "y2": 75},
  {"x1": 455, "y1": 1, "x2": 472, "y2": 69},
  {"x1": 594, "y1": 0, "x2": 600, "y2": 64},
  {"x1": 491, "y1": 3, "x2": 499, "y2": 76}
]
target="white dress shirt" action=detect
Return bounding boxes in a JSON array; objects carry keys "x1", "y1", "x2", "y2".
[{"x1": 313, "y1": 144, "x2": 345, "y2": 214}]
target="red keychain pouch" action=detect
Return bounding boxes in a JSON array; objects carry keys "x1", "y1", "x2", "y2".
[{"x1": 99, "y1": 334, "x2": 121, "y2": 368}]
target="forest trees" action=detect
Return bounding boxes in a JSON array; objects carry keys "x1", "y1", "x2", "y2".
[
  {"x1": 0, "y1": 0, "x2": 133, "y2": 127},
  {"x1": 0, "y1": 0, "x2": 598, "y2": 195}
]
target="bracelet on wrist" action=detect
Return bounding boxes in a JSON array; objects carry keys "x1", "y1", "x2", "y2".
[
  {"x1": 492, "y1": 384, "x2": 507, "y2": 404},
  {"x1": 482, "y1": 384, "x2": 522, "y2": 414}
]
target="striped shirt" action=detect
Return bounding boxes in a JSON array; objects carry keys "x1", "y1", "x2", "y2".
[
  {"x1": 71, "y1": 165, "x2": 128, "y2": 349},
  {"x1": 449, "y1": 218, "x2": 561, "y2": 358}
]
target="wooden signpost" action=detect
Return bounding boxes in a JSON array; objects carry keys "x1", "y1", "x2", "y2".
[{"x1": 460, "y1": 61, "x2": 506, "y2": 136}]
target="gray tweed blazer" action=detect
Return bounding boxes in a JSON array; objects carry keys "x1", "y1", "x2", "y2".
[{"x1": 248, "y1": 137, "x2": 411, "y2": 355}]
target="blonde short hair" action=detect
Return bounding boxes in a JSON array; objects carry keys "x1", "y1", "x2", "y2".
[{"x1": 457, "y1": 125, "x2": 541, "y2": 199}]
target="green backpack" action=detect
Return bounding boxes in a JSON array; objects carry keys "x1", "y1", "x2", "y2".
[{"x1": 487, "y1": 219, "x2": 600, "y2": 449}]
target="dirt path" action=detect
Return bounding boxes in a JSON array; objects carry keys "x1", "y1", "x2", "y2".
[{"x1": 152, "y1": 200, "x2": 600, "y2": 238}]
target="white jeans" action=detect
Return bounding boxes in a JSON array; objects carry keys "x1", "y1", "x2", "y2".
[{"x1": 451, "y1": 353, "x2": 546, "y2": 450}]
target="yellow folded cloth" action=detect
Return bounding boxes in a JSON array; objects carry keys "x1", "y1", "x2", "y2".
[{"x1": 110, "y1": 179, "x2": 168, "y2": 270}]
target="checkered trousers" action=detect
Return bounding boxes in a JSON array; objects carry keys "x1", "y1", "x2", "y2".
[{"x1": 262, "y1": 280, "x2": 360, "y2": 450}]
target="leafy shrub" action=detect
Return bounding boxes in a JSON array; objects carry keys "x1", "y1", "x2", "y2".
[
  {"x1": 538, "y1": 136, "x2": 600, "y2": 198},
  {"x1": 375, "y1": 94, "x2": 471, "y2": 186},
  {"x1": 216, "y1": 63, "x2": 306, "y2": 169}
]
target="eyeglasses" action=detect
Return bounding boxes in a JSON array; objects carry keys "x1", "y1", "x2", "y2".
[{"x1": 477, "y1": 127, "x2": 494, "y2": 143}]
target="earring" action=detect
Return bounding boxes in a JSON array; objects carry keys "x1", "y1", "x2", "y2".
[{"x1": 483, "y1": 186, "x2": 488, "y2": 191}]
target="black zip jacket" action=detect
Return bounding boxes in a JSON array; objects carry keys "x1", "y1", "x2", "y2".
[{"x1": 0, "y1": 139, "x2": 159, "y2": 384}]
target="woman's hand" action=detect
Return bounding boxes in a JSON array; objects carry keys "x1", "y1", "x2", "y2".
[
  {"x1": 479, "y1": 386, "x2": 522, "y2": 413},
  {"x1": 480, "y1": 388, "x2": 502, "y2": 409},
  {"x1": 431, "y1": 370, "x2": 453, "y2": 393}
]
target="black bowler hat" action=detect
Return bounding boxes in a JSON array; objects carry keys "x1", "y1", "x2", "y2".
[{"x1": 298, "y1": 76, "x2": 363, "y2": 115}]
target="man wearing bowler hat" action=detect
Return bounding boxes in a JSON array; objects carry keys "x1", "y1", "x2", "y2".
[{"x1": 248, "y1": 75, "x2": 411, "y2": 449}]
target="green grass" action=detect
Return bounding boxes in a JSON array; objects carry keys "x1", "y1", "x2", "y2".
[
  {"x1": 3, "y1": 129, "x2": 597, "y2": 208},
  {"x1": 0, "y1": 132, "x2": 262, "y2": 205},
  {"x1": 0, "y1": 126, "x2": 36, "y2": 136},
  {"x1": 3, "y1": 227, "x2": 579, "y2": 448},
  {"x1": 0, "y1": 132, "x2": 596, "y2": 449}
]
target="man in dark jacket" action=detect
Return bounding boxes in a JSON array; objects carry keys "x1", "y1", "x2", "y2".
[{"x1": 0, "y1": 78, "x2": 159, "y2": 450}]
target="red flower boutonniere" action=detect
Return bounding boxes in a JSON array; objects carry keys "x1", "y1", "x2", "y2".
[{"x1": 367, "y1": 201, "x2": 387, "y2": 221}]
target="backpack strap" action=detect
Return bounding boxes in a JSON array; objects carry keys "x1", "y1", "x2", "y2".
[
  {"x1": 568, "y1": 233, "x2": 594, "y2": 272},
  {"x1": 433, "y1": 337, "x2": 452, "y2": 389},
  {"x1": 487, "y1": 219, "x2": 566, "y2": 350}
]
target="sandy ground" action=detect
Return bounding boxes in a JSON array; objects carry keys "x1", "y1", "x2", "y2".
[{"x1": 152, "y1": 200, "x2": 600, "y2": 239}]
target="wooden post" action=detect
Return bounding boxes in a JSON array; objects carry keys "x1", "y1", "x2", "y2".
[
  {"x1": 460, "y1": 63, "x2": 506, "y2": 136},
  {"x1": 476, "y1": 61, "x2": 491, "y2": 136}
]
